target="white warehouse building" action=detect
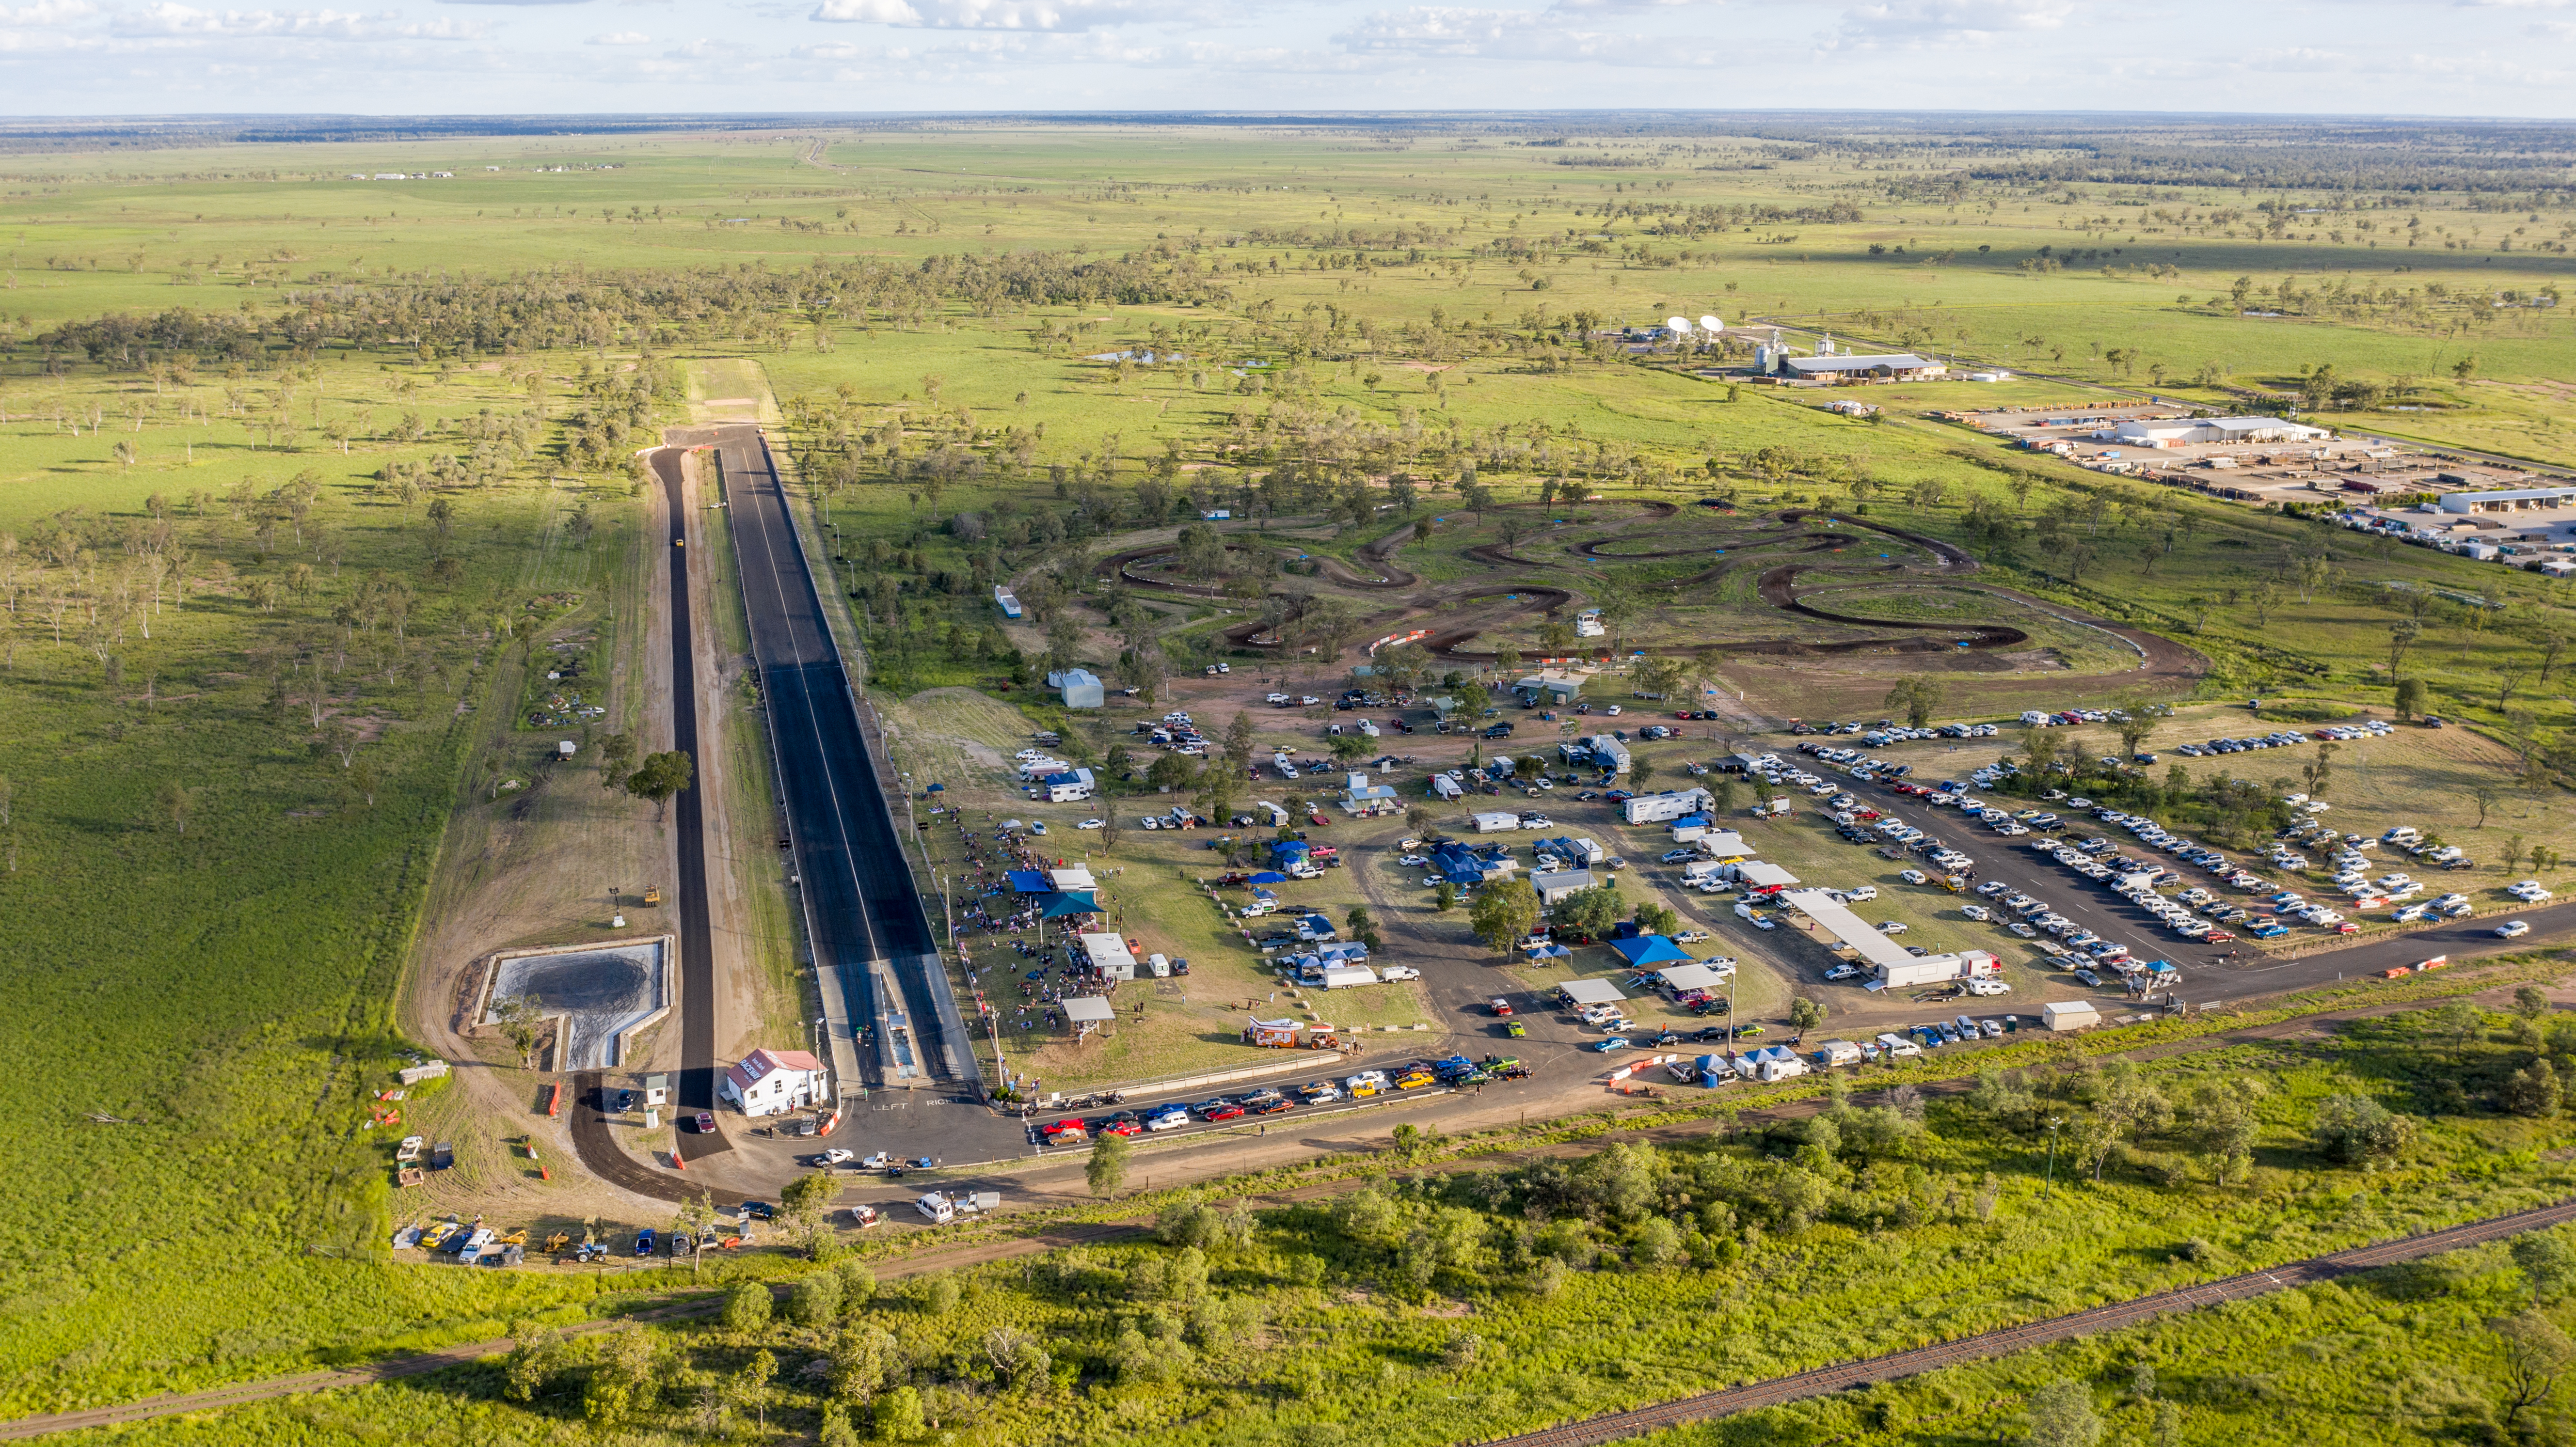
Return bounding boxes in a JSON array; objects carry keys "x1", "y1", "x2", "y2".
[
  {"x1": 2439, "y1": 486, "x2": 2576, "y2": 515},
  {"x1": 2110, "y1": 416, "x2": 2330, "y2": 448}
]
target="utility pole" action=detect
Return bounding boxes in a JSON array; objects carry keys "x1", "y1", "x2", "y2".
[{"x1": 2044, "y1": 1116, "x2": 2065, "y2": 1198}]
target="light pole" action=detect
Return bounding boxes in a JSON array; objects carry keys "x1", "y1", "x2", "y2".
[{"x1": 2044, "y1": 1116, "x2": 2065, "y2": 1198}]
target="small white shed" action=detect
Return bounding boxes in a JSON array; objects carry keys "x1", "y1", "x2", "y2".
[{"x1": 2040, "y1": 1000, "x2": 2101, "y2": 1031}]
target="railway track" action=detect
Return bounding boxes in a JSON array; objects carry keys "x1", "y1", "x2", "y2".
[{"x1": 1470, "y1": 1192, "x2": 2576, "y2": 1447}]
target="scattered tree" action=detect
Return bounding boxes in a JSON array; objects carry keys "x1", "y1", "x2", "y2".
[
  {"x1": 2517, "y1": 1232, "x2": 2576, "y2": 1303},
  {"x1": 781, "y1": 1170, "x2": 840, "y2": 1258},
  {"x1": 626, "y1": 750, "x2": 695, "y2": 822},
  {"x1": 2493, "y1": 1309, "x2": 2572, "y2": 1435},
  {"x1": 721, "y1": 1279, "x2": 772, "y2": 1332},
  {"x1": 2310, "y1": 1093, "x2": 2416, "y2": 1164},
  {"x1": 492, "y1": 993, "x2": 547, "y2": 1069},
  {"x1": 1883, "y1": 676, "x2": 1943, "y2": 729},
  {"x1": 1088, "y1": 1130, "x2": 1132, "y2": 1197},
  {"x1": 2023, "y1": 1380, "x2": 2103, "y2": 1447},
  {"x1": 1469, "y1": 877, "x2": 1542, "y2": 958}
]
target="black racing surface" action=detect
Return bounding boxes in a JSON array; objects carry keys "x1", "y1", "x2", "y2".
[
  {"x1": 712, "y1": 425, "x2": 959, "y2": 1085},
  {"x1": 656, "y1": 448, "x2": 730, "y2": 1163}
]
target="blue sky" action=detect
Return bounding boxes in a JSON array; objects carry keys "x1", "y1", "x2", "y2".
[{"x1": 0, "y1": 0, "x2": 2569, "y2": 116}]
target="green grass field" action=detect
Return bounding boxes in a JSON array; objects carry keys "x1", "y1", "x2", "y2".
[
  {"x1": 67, "y1": 994, "x2": 2576, "y2": 1447},
  {"x1": 4, "y1": 116, "x2": 2576, "y2": 1430}
]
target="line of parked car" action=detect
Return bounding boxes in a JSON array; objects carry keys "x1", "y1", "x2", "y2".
[
  {"x1": 1030, "y1": 1054, "x2": 1538, "y2": 1148},
  {"x1": 2174, "y1": 719, "x2": 2395, "y2": 757}
]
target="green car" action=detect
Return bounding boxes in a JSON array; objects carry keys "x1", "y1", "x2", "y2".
[{"x1": 1505, "y1": 1021, "x2": 1527, "y2": 1038}]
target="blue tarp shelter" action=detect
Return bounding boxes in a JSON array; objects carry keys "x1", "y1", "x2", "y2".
[
  {"x1": 1610, "y1": 934, "x2": 1694, "y2": 968},
  {"x1": 1040, "y1": 891, "x2": 1098, "y2": 919},
  {"x1": 1248, "y1": 871, "x2": 1288, "y2": 885},
  {"x1": 1006, "y1": 869, "x2": 1055, "y2": 895}
]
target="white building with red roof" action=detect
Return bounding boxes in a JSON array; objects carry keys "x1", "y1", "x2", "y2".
[{"x1": 718, "y1": 1048, "x2": 830, "y2": 1117}]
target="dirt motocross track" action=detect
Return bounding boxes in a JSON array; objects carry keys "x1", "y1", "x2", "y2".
[{"x1": 1103, "y1": 500, "x2": 2197, "y2": 688}]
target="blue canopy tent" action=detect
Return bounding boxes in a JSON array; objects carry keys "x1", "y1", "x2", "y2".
[
  {"x1": 1041, "y1": 891, "x2": 1098, "y2": 919},
  {"x1": 1610, "y1": 934, "x2": 1694, "y2": 968},
  {"x1": 1248, "y1": 871, "x2": 1289, "y2": 885},
  {"x1": 1525, "y1": 943, "x2": 1572, "y2": 959},
  {"x1": 1006, "y1": 869, "x2": 1054, "y2": 895}
]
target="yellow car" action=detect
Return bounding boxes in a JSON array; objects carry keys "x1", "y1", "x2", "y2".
[
  {"x1": 1395, "y1": 1070, "x2": 1435, "y2": 1091},
  {"x1": 1345, "y1": 1070, "x2": 1390, "y2": 1097}
]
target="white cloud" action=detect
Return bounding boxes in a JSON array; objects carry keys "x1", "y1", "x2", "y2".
[
  {"x1": 1828, "y1": 0, "x2": 2075, "y2": 47},
  {"x1": 112, "y1": 3, "x2": 483, "y2": 37},
  {"x1": 810, "y1": 0, "x2": 1201, "y2": 30},
  {"x1": 0, "y1": 0, "x2": 97, "y2": 22},
  {"x1": 588, "y1": 26, "x2": 650, "y2": 39},
  {"x1": 1331, "y1": 4, "x2": 1722, "y2": 62}
]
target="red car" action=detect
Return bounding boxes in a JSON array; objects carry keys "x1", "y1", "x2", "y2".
[
  {"x1": 1674, "y1": 711, "x2": 1694, "y2": 720},
  {"x1": 1249, "y1": 1095, "x2": 1297, "y2": 1116},
  {"x1": 1490, "y1": 996, "x2": 1515, "y2": 1016},
  {"x1": 1041, "y1": 1119, "x2": 1089, "y2": 1144},
  {"x1": 1196, "y1": 1100, "x2": 1247, "y2": 1122},
  {"x1": 1095, "y1": 1114, "x2": 1144, "y2": 1137}
]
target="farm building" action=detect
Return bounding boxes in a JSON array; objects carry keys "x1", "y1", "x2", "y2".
[
  {"x1": 1049, "y1": 669, "x2": 1104, "y2": 709},
  {"x1": 1778, "y1": 353, "x2": 1945, "y2": 382}
]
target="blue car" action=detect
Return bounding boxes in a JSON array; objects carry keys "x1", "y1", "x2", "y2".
[
  {"x1": 2252, "y1": 924, "x2": 2290, "y2": 939},
  {"x1": 1590, "y1": 1036, "x2": 1631, "y2": 1053},
  {"x1": 634, "y1": 1228, "x2": 655, "y2": 1257},
  {"x1": 1146, "y1": 1106, "x2": 1192, "y2": 1132}
]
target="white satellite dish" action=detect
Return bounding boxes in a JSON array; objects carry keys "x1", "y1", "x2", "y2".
[
  {"x1": 1699, "y1": 315, "x2": 1724, "y2": 333},
  {"x1": 1665, "y1": 315, "x2": 1691, "y2": 334}
]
